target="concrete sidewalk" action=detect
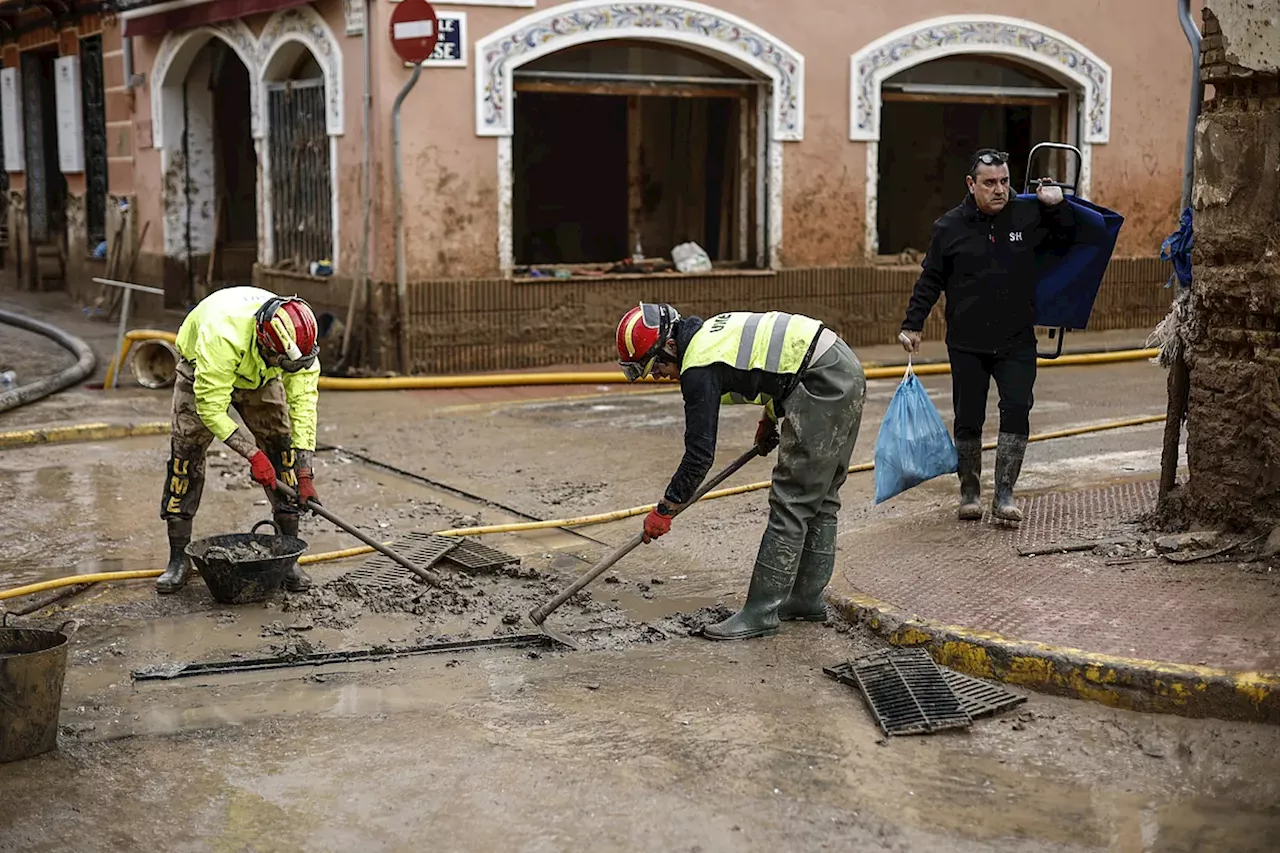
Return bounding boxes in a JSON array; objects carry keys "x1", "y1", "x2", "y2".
[{"x1": 826, "y1": 478, "x2": 1280, "y2": 723}]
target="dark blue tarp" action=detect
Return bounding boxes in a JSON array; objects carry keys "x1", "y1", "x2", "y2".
[
  {"x1": 1016, "y1": 193, "x2": 1126, "y2": 331},
  {"x1": 1160, "y1": 206, "x2": 1193, "y2": 289}
]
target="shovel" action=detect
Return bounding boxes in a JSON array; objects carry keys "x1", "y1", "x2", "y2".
[
  {"x1": 528, "y1": 446, "x2": 764, "y2": 627},
  {"x1": 272, "y1": 481, "x2": 443, "y2": 586}
]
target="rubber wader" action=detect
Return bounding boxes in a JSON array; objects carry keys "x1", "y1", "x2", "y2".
[
  {"x1": 274, "y1": 513, "x2": 312, "y2": 592},
  {"x1": 777, "y1": 514, "x2": 837, "y2": 621},
  {"x1": 155, "y1": 517, "x2": 193, "y2": 593}
]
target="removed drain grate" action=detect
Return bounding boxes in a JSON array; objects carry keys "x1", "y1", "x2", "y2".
[
  {"x1": 342, "y1": 532, "x2": 459, "y2": 586},
  {"x1": 823, "y1": 648, "x2": 971, "y2": 736},
  {"x1": 941, "y1": 668, "x2": 1027, "y2": 719},
  {"x1": 441, "y1": 538, "x2": 520, "y2": 573}
]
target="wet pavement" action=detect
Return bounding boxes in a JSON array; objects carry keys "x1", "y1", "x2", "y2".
[{"x1": 2, "y1": 296, "x2": 1279, "y2": 851}]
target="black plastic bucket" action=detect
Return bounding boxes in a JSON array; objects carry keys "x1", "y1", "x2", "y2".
[
  {"x1": 0, "y1": 619, "x2": 77, "y2": 763},
  {"x1": 187, "y1": 520, "x2": 307, "y2": 605}
]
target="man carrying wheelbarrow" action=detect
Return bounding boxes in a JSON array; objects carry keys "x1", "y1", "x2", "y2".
[
  {"x1": 155, "y1": 286, "x2": 322, "y2": 594},
  {"x1": 614, "y1": 304, "x2": 867, "y2": 640}
]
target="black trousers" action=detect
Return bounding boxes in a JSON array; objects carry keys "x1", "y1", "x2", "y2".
[{"x1": 949, "y1": 346, "x2": 1037, "y2": 441}]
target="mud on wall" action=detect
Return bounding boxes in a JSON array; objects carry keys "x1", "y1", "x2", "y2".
[
  {"x1": 387, "y1": 257, "x2": 1173, "y2": 375},
  {"x1": 1182, "y1": 6, "x2": 1280, "y2": 531}
]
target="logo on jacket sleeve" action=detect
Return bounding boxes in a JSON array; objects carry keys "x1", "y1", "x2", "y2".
[{"x1": 1009, "y1": 231, "x2": 1024, "y2": 242}]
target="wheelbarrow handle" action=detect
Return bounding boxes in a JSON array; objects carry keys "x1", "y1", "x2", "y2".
[{"x1": 272, "y1": 481, "x2": 443, "y2": 587}]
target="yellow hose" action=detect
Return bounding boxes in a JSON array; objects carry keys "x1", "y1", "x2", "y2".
[
  {"x1": 102, "y1": 328, "x2": 1157, "y2": 392},
  {"x1": 0, "y1": 412, "x2": 1168, "y2": 603}
]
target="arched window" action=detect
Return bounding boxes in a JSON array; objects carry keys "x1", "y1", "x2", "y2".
[{"x1": 877, "y1": 56, "x2": 1074, "y2": 256}]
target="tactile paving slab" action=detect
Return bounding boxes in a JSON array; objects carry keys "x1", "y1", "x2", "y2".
[{"x1": 838, "y1": 478, "x2": 1280, "y2": 672}]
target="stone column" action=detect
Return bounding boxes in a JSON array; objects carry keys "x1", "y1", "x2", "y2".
[{"x1": 1182, "y1": 1, "x2": 1280, "y2": 530}]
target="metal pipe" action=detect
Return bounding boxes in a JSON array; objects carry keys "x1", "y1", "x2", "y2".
[
  {"x1": 343, "y1": 0, "x2": 374, "y2": 368},
  {"x1": 273, "y1": 480, "x2": 443, "y2": 587},
  {"x1": 392, "y1": 61, "x2": 423, "y2": 376},
  {"x1": 1178, "y1": 0, "x2": 1204, "y2": 209},
  {"x1": 122, "y1": 36, "x2": 135, "y2": 90},
  {"x1": 529, "y1": 446, "x2": 762, "y2": 626}
]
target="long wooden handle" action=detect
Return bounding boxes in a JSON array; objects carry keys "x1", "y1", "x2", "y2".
[
  {"x1": 274, "y1": 481, "x2": 443, "y2": 587},
  {"x1": 528, "y1": 446, "x2": 763, "y2": 625}
]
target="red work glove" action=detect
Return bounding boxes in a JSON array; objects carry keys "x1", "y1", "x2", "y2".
[
  {"x1": 249, "y1": 450, "x2": 277, "y2": 491},
  {"x1": 643, "y1": 504, "x2": 675, "y2": 543},
  {"x1": 755, "y1": 416, "x2": 780, "y2": 455},
  {"x1": 296, "y1": 468, "x2": 320, "y2": 506}
]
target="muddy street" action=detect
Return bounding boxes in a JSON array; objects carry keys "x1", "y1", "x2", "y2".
[{"x1": 3, "y1": 341, "x2": 1280, "y2": 851}]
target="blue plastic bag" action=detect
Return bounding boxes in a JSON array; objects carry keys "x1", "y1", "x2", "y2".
[{"x1": 873, "y1": 363, "x2": 958, "y2": 505}]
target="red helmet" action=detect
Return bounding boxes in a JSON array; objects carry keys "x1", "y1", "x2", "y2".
[
  {"x1": 255, "y1": 295, "x2": 319, "y2": 371},
  {"x1": 616, "y1": 303, "x2": 679, "y2": 382}
]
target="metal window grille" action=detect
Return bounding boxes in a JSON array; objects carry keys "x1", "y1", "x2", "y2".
[
  {"x1": 80, "y1": 35, "x2": 108, "y2": 247},
  {"x1": 267, "y1": 78, "x2": 331, "y2": 268}
]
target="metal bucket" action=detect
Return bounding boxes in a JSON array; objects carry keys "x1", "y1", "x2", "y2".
[
  {"x1": 129, "y1": 338, "x2": 179, "y2": 389},
  {"x1": 0, "y1": 618, "x2": 78, "y2": 764},
  {"x1": 187, "y1": 520, "x2": 308, "y2": 605}
]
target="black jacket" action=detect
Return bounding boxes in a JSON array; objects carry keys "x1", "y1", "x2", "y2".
[
  {"x1": 902, "y1": 193, "x2": 1076, "y2": 354},
  {"x1": 663, "y1": 317, "x2": 799, "y2": 507}
]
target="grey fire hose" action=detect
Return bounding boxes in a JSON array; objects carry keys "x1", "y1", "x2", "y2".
[{"x1": 0, "y1": 310, "x2": 97, "y2": 415}]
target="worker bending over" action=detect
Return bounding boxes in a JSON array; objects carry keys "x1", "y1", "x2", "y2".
[
  {"x1": 615, "y1": 304, "x2": 866, "y2": 640},
  {"x1": 156, "y1": 286, "x2": 322, "y2": 594}
]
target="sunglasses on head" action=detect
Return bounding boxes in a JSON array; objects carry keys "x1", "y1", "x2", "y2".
[{"x1": 974, "y1": 151, "x2": 1009, "y2": 167}]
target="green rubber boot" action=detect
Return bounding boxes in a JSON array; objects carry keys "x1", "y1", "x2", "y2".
[
  {"x1": 703, "y1": 532, "x2": 797, "y2": 641},
  {"x1": 275, "y1": 514, "x2": 312, "y2": 592},
  {"x1": 155, "y1": 517, "x2": 193, "y2": 594},
  {"x1": 956, "y1": 437, "x2": 984, "y2": 521},
  {"x1": 778, "y1": 516, "x2": 837, "y2": 622}
]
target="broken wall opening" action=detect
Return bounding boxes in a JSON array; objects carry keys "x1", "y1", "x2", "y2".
[
  {"x1": 512, "y1": 40, "x2": 759, "y2": 270},
  {"x1": 876, "y1": 56, "x2": 1074, "y2": 256}
]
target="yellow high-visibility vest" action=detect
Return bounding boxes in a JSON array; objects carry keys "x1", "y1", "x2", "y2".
[{"x1": 681, "y1": 311, "x2": 823, "y2": 408}]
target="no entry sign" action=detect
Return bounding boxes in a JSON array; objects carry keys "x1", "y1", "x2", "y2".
[{"x1": 390, "y1": 0, "x2": 440, "y2": 65}]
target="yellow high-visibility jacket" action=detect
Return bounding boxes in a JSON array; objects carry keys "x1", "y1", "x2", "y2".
[{"x1": 174, "y1": 286, "x2": 320, "y2": 450}]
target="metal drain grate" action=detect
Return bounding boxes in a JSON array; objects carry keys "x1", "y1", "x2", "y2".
[
  {"x1": 940, "y1": 669, "x2": 1026, "y2": 719},
  {"x1": 440, "y1": 538, "x2": 520, "y2": 573},
  {"x1": 823, "y1": 648, "x2": 972, "y2": 736},
  {"x1": 342, "y1": 532, "x2": 459, "y2": 586}
]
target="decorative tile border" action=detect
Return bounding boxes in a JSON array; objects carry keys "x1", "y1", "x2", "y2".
[
  {"x1": 849, "y1": 15, "x2": 1111, "y2": 144},
  {"x1": 150, "y1": 6, "x2": 345, "y2": 144},
  {"x1": 474, "y1": 0, "x2": 804, "y2": 140}
]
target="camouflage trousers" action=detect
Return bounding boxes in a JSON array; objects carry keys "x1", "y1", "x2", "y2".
[{"x1": 159, "y1": 358, "x2": 301, "y2": 521}]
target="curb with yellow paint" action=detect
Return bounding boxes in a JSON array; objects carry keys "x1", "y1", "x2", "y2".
[
  {"x1": 0, "y1": 420, "x2": 170, "y2": 450},
  {"x1": 827, "y1": 591, "x2": 1280, "y2": 725}
]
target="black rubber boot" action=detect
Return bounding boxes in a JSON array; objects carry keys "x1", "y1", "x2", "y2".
[
  {"x1": 703, "y1": 532, "x2": 797, "y2": 641},
  {"x1": 956, "y1": 437, "x2": 984, "y2": 521},
  {"x1": 778, "y1": 516, "x2": 837, "y2": 622},
  {"x1": 992, "y1": 432, "x2": 1028, "y2": 523},
  {"x1": 155, "y1": 517, "x2": 193, "y2": 594},
  {"x1": 275, "y1": 514, "x2": 312, "y2": 592}
]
